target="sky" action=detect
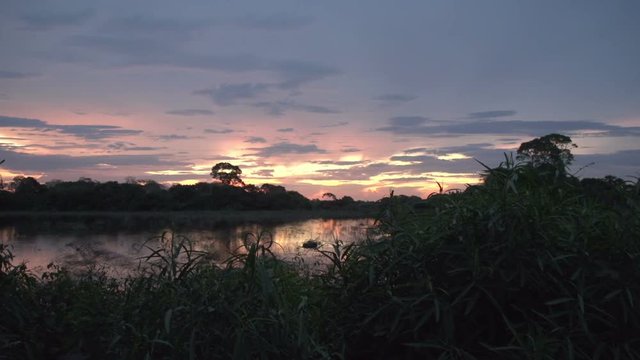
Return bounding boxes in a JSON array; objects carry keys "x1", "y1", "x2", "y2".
[{"x1": 1, "y1": 0, "x2": 639, "y2": 200}]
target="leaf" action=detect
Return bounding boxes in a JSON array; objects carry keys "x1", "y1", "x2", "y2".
[
  {"x1": 545, "y1": 298, "x2": 574, "y2": 306},
  {"x1": 164, "y1": 308, "x2": 172, "y2": 334}
]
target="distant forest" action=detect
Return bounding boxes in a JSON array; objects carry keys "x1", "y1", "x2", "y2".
[{"x1": 0, "y1": 177, "x2": 378, "y2": 212}]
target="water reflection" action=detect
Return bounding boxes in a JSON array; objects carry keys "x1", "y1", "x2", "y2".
[{"x1": 1, "y1": 217, "x2": 376, "y2": 274}]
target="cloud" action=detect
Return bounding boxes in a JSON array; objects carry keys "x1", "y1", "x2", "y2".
[
  {"x1": 68, "y1": 34, "x2": 171, "y2": 59},
  {"x1": 0, "y1": 71, "x2": 40, "y2": 79},
  {"x1": 165, "y1": 109, "x2": 214, "y2": 116},
  {"x1": 19, "y1": 8, "x2": 94, "y2": 30},
  {"x1": 247, "y1": 142, "x2": 327, "y2": 157},
  {"x1": 404, "y1": 147, "x2": 428, "y2": 154},
  {"x1": 66, "y1": 29, "x2": 338, "y2": 88},
  {"x1": 0, "y1": 115, "x2": 142, "y2": 139},
  {"x1": 467, "y1": 110, "x2": 517, "y2": 119},
  {"x1": 579, "y1": 150, "x2": 640, "y2": 168},
  {"x1": 372, "y1": 93, "x2": 417, "y2": 104},
  {"x1": 53, "y1": 125, "x2": 141, "y2": 139},
  {"x1": 277, "y1": 128, "x2": 294, "y2": 132},
  {"x1": 204, "y1": 128, "x2": 234, "y2": 134},
  {"x1": 271, "y1": 60, "x2": 340, "y2": 89},
  {"x1": 245, "y1": 136, "x2": 267, "y2": 144},
  {"x1": 320, "y1": 121, "x2": 349, "y2": 128},
  {"x1": 254, "y1": 169, "x2": 274, "y2": 177},
  {"x1": 388, "y1": 116, "x2": 430, "y2": 127},
  {"x1": 102, "y1": 15, "x2": 215, "y2": 36},
  {"x1": 0, "y1": 147, "x2": 184, "y2": 172},
  {"x1": 236, "y1": 13, "x2": 314, "y2": 31},
  {"x1": 107, "y1": 142, "x2": 165, "y2": 151},
  {"x1": 312, "y1": 160, "x2": 365, "y2": 166},
  {"x1": 155, "y1": 134, "x2": 199, "y2": 141},
  {"x1": 194, "y1": 83, "x2": 270, "y2": 106},
  {"x1": 341, "y1": 147, "x2": 361, "y2": 153},
  {"x1": 376, "y1": 118, "x2": 640, "y2": 137},
  {"x1": 313, "y1": 162, "x2": 397, "y2": 181},
  {"x1": 253, "y1": 100, "x2": 340, "y2": 116}
]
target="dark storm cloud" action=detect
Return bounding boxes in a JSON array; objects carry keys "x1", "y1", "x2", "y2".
[
  {"x1": 236, "y1": 13, "x2": 314, "y2": 31},
  {"x1": 0, "y1": 71, "x2": 40, "y2": 79},
  {"x1": 244, "y1": 136, "x2": 267, "y2": 144},
  {"x1": 253, "y1": 100, "x2": 339, "y2": 116},
  {"x1": 0, "y1": 148, "x2": 184, "y2": 172},
  {"x1": 247, "y1": 142, "x2": 327, "y2": 157},
  {"x1": 0, "y1": 115, "x2": 141, "y2": 139},
  {"x1": 377, "y1": 119, "x2": 640, "y2": 137},
  {"x1": 194, "y1": 83, "x2": 271, "y2": 106},
  {"x1": 467, "y1": 110, "x2": 517, "y2": 119},
  {"x1": 204, "y1": 128, "x2": 234, "y2": 134},
  {"x1": 165, "y1": 109, "x2": 214, "y2": 116},
  {"x1": 372, "y1": 94, "x2": 417, "y2": 104},
  {"x1": 19, "y1": 8, "x2": 94, "y2": 30}
]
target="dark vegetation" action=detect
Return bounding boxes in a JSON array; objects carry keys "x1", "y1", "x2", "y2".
[
  {"x1": 2, "y1": 134, "x2": 640, "y2": 359},
  {"x1": 0, "y1": 166, "x2": 369, "y2": 212}
]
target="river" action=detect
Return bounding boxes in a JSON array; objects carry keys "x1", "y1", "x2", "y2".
[{"x1": 0, "y1": 212, "x2": 377, "y2": 275}]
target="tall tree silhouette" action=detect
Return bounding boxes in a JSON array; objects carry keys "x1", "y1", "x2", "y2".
[
  {"x1": 516, "y1": 133, "x2": 577, "y2": 172},
  {"x1": 210, "y1": 162, "x2": 245, "y2": 186}
]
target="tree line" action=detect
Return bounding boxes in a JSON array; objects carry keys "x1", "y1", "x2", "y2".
[
  {"x1": 0, "y1": 163, "x2": 366, "y2": 212},
  {"x1": 0, "y1": 134, "x2": 635, "y2": 212}
]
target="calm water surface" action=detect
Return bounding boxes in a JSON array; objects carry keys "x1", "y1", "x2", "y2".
[{"x1": 0, "y1": 214, "x2": 376, "y2": 274}]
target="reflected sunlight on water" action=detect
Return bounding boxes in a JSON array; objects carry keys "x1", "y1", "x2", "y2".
[{"x1": 1, "y1": 217, "x2": 376, "y2": 275}]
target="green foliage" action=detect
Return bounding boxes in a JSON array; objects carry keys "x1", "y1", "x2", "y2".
[{"x1": 317, "y1": 157, "x2": 640, "y2": 359}]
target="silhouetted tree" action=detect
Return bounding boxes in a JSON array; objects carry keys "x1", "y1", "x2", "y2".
[
  {"x1": 210, "y1": 162, "x2": 244, "y2": 186},
  {"x1": 322, "y1": 192, "x2": 337, "y2": 201},
  {"x1": 516, "y1": 133, "x2": 577, "y2": 171},
  {"x1": 0, "y1": 159, "x2": 4, "y2": 190},
  {"x1": 260, "y1": 184, "x2": 286, "y2": 194},
  {"x1": 11, "y1": 176, "x2": 43, "y2": 194}
]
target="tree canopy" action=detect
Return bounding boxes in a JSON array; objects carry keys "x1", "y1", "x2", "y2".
[
  {"x1": 516, "y1": 133, "x2": 577, "y2": 170},
  {"x1": 210, "y1": 162, "x2": 244, "y2": 186}
]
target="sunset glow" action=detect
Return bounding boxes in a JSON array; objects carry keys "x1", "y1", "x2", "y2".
[{"x1": 1, "y1": 1, "x2": 639, "y2": 200}]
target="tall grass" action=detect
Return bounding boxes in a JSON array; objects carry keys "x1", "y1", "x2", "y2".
[{"x1": 1, "y1": 157, "x2": 639, "y2": 359}]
